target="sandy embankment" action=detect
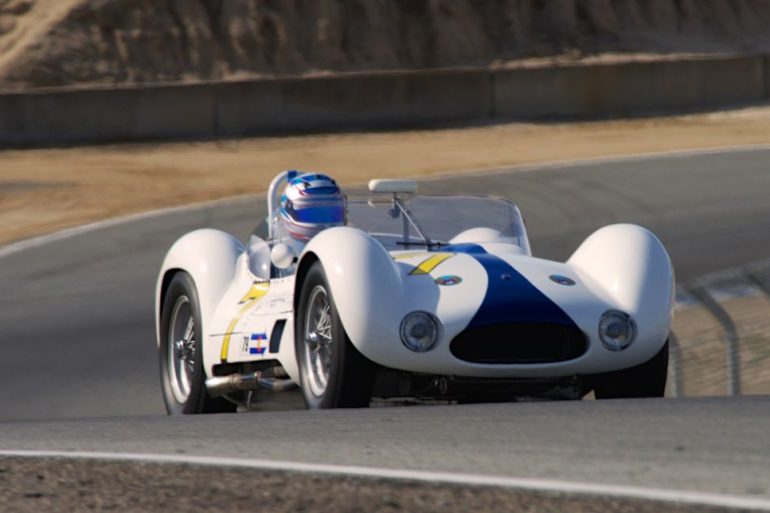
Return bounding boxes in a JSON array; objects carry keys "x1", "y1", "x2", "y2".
[
  {"x1": 2, "y1": 0, "x2": 770, "y2": 89},
  {"x1": 1, "y1": 106, "x2": 769, "y2": 247}
]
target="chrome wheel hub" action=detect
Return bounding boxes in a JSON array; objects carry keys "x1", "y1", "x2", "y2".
[
  {"x1": 167, "y1": 296, "x2": 196, "y2": 403},
  {"x1": 303, "y1": 285, "x2": 333, "y2": 397}
]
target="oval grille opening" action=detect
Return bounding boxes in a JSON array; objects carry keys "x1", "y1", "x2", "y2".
[{"x1": 450, "y1": 324, "x2": 588, "y2": 364}]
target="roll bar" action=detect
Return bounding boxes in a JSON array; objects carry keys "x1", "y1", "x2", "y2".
[{"x1": 267, "y1": 170, "x2": 299, "y2": 239}]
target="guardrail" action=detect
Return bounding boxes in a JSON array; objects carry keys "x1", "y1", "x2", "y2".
[
  {"x1": 1, "y1": 54, "x2": 769, "y2": 147},
  {"x1": 668, "y1": 259, "x2": 770, "y2": 397}
]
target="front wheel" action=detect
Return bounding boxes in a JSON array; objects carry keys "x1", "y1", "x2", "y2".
[
  {"x1": 295, "y1": 261, "x2": 375, "y2": 409},
  {"x1": 592, "y1": 341, "x2": 669, "y2": 399},
  {"x1": 159, "y1": 272, "x2": 236, "y2": 414}
]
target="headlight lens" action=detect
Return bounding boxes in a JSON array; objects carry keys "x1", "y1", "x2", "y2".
[
  {"x1": 598, "y1": 310, "x2": 636, "y2": 351},
  {"x1": 400, "y1": 311, "x2": 440, "y2": 352}
]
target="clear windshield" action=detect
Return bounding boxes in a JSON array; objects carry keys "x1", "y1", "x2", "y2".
[{"x1": 346, "y1": 194, "x2": 530, "y2": 253}]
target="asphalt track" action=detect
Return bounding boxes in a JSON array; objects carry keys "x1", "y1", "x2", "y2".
[{"x1": 1, "y1": 147, "x2": 770, "y2": 506}]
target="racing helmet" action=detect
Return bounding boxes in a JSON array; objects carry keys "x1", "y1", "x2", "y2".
[{"x1": 276, "y1": 172, "x2": 346, "y2": 242}]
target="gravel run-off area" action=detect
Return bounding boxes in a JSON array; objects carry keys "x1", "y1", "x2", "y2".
[{"x1": 0, "y1": 457, "x2": 749, "y2": 513}]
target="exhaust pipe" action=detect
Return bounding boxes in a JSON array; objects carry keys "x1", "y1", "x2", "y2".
[
  {"x1": 206, "y1": 369, "x2": 297, "y2": 397},
  {"x1": 257, "y1": 377, "x2": 298, "y2": 392}
]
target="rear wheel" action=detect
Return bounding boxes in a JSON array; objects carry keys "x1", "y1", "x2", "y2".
[
  {"x1": 159, "y1": 272, "x2": 236, "y2": 414},
  {"x1": 592, "y1": 341, "x2": 669, "y2": 399},
  {"x1": 296, "y1": 261, "x2": 375, "y2": 408}
]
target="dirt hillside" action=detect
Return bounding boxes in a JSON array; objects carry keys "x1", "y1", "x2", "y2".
[{"x1": 2, "y1": 0, "x2": 770, "y2": 89}]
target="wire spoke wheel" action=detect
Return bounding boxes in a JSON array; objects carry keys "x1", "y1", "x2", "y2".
[
  {"x1": 167, "y1": 295, "x2": 196, "y2": 403},
  {"x1": 295, "y1": 261, "x2": 375, "y2": 409},
  {"x1": 159, "y1": 272, "x2": 236, "y2": 414},
  {"x1": 303, "y1": 285, "x2": 334, "y2": 397}
]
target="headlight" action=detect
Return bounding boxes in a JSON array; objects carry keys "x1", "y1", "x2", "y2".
[
  {"x1": 400, "y1": 312, "x2": 440, "y2": 352},
  {"x1": 598, "y1": 310, "x2": 636, "y2": 351}
]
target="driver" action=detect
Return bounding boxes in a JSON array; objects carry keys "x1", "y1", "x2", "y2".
[{"x1": 273, "y1": 171, "x2": 347, "y2": 254}]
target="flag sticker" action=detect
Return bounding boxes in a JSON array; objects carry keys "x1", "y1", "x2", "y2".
[{"x1": 242, "y1": 333, "x2": 268, "y2": 355}]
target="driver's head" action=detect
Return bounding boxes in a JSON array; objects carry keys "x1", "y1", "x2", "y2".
[{"x1": 277, "y1": 172, "x2": 346, "y2": 243}]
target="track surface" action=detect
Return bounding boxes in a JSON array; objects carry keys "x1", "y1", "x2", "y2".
[
  {"x1": 0, "y1": 397, "x2": 768, "y2": 499},
  {"x1": 1, "y1": 148, "x2": 770, "y2": 499}
]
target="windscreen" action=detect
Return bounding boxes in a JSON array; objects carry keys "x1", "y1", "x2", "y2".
[{"x1": 346, "y1": 194, "x2": 530, "y2": 253}]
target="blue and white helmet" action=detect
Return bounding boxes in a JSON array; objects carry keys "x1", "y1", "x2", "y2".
[{"x1": 277, "y1": 172, "x2": 346, "y2": 242}]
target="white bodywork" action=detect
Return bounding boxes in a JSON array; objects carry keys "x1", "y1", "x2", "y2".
[{"x1": 156, "y1": 178, "x2": 674, "y2": 386}]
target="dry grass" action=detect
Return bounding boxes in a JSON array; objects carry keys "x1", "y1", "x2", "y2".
[{"x1": 1, "y1": 106, "x2": 770, "y2": 246}]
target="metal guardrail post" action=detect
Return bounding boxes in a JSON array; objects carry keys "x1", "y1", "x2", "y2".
[
  {"x1": 744, "y1": 265, "x2": 770, "y2": 298},
  {"x1": 667, "y1": 332, "x2": 683, "y2": 398},
  {"x1": 687, "y1": 284, "x2": 741, "y2": 396}
]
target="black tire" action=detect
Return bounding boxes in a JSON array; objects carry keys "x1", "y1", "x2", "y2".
[
  {"x1": 592, "y1": 341, "x2": 669, "y2": 399},
  {"x1": 295, "y1": 261, "x2": 375, "y2": 409},
  {"x1": 159, "y1": 272, "x2": 236, "y2": 414}
]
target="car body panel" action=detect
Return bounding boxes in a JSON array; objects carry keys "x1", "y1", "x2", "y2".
[{"x1": 156, "y1": 193, "x2": 673, "y2": 387}]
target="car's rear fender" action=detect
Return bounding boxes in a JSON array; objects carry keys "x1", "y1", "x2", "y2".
[{"x1": 155, "y1": 229, "x2": 245, "y2": 362}]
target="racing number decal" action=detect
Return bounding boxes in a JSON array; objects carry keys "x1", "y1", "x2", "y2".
[
  {"x1": 220, "y1": 281, "x2": 270, "y2": 362},
  {"x1": 409, "y1": 253, "x2": 454, "y2": 276}
]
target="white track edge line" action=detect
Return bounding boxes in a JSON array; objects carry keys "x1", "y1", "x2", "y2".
[
  {"x1": 2, "y1": 143, "x2": 769, "y2": 260},
  {"x1": 421, "y1": 143, "x2": 770, "y2": 182},
  {"x1": 0, "y1": 193, "x2": 259, "y2": 259},
  {"x1": 0, "y1": 450, "x2": 768, "y2": 511}
]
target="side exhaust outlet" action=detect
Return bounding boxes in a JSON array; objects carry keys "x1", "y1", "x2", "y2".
[{"x1": 206, "y1": 370, "x2": 297, "y2": 397}]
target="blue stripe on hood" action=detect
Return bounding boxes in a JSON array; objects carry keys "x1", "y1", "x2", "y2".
[{"x1": 441, "y1": 243, "x2": 578, "y2": 329}]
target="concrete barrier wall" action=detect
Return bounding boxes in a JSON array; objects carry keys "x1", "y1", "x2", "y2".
[
  {"x1": 493, "y1": 57, "x2": 766, "y2": 118},
  {"x1": 765, "y1": 55, "x2": 770, "y2": 99},
  {"x1": 0, "y1": 55, "x2": 767, "y2": 146},
  {"x1": 213, "y1": 69, "x2": 491, "y2": 135}
]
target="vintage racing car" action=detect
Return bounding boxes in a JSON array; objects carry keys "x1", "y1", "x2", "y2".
[{"x1": 156, "y1": 171, "x2": 674, "y2": 413}]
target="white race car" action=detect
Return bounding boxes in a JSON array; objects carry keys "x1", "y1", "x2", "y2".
[{"x1": 156, "y1": 171, "x2": 674, "y2": 413}]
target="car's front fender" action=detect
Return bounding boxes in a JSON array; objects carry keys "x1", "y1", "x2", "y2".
[
  {"x1": 296, "y1": 227, "x2": 413, "y2": 363},
  {"x1": 567, "y1": 223, "x2": 674, "y2": 361}
]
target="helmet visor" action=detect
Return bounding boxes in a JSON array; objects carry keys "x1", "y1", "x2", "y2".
[{"x1": 289, "y1": 205, "x2": 346, "y2": 224}]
